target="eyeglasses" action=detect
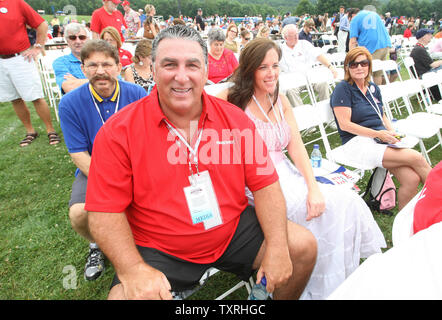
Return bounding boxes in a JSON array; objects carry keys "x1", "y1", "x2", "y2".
[
  {"x1": 68, "y1": 35, "x2": 88, "y2": 41},
  {"x1": 230, "y1": 30, "x2": 238, "y2": 34},
  {"x1": 84, "y1": 62, "x2": 116, "y2": 72},
  {"x1": 348, "y1": 59, "x2": 370, "y2": 69}
]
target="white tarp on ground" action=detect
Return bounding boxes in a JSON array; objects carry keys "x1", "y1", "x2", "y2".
[{"x1": 327, "y1": 221, "x2": 442, "y2": 300}]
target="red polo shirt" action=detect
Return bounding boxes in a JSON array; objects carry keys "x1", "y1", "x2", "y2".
[
  {"x1": 0, "y1": 0, "x2": 45, "y2": 54},
  {"x1": 413, "y1": 161, "x2": 442, "y2": 234},
  {"x1": 85, "y1": 86, "x2": 278, "y2": 264},
  {"x1": 90, "y1": 6, "x2": 127, "y2": 41}
]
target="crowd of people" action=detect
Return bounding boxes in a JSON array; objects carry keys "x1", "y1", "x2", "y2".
[{"x1": 1, "y1": 0, "x2": 441, "y2": 300}]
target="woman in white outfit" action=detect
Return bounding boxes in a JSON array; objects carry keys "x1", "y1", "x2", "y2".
[{"x1": 217, "y1": 38, "x2": 386, "y2": 299}]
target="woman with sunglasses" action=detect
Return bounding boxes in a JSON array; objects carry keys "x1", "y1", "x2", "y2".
[
  {"x1": 217, "y1": 38, "x2": 386, "y2": 300},
  {"x1": 330, "y1": 47, "x2": 432, "y2": 210}
]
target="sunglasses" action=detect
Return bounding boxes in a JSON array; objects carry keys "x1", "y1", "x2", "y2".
[
  {"x1": 244, "y1": 37, "x2": 251, "y2": 41},
  {"x1": 348, "y1": 59, "x2": 370, "y2": 69},
  {"x1": 68, "y1": 35, "x2": 88, "y2": 41}
]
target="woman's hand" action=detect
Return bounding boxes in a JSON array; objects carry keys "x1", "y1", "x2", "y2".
[
  {"x1": 306, "y1": 183, "x2": 326, "y2": 221},
  {"x1": 375, "y1": 130, "x2": 399, "y2": 144}
]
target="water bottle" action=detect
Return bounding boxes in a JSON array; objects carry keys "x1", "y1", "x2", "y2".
[
  {"x1": 310, "y1": 144, "x2": 322, "y2": 168},
  {"x1": 248, "y1": 276, "x2": 269, "y2": 300}
]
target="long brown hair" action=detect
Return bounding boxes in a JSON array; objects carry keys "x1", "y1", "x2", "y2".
[
  {"x1": 344, "y1": 46, "x2": 373, "y2": 87},
  {"x1": 227, "y1": 38, "x2": 282, "y2": 110}
]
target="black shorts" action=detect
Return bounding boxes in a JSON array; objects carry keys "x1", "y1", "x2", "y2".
[
  {"x1": 68, "y1": 171, "x2": 87, "y2": 207},
  {"x1": 110, "y1": 205, "x2": 264, "y2": 292}
]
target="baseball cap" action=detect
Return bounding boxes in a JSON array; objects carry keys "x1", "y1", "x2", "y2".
[
  {"x1": 121, "y1": 1, "x2": 130, "y2": 6},
  {"x1": 415, "y1": 28, "x2": 433, "y2": 39},
  {"x1": 105, "y1": 0, "x2": 121, "y2": 4}
]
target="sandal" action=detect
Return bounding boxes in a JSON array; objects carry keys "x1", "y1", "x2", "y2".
[
  {"x1": 47, "y1": 132, "x2": 61, "y2": 145},
  {"x1": 20, "y1": 132, "x2": 39, "y2": 147}
]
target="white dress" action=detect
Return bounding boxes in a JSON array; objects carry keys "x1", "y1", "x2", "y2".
[{"x1": 245, "y1": 99, "x2": 387, "y2": 299}]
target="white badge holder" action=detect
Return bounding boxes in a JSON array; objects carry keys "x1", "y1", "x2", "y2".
[{"x1": 184, "y1": 170, "x2": 223, "y2": 230}]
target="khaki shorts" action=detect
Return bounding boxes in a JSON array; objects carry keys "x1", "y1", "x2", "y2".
[
  {"x1": 371, "y1": 47, "x2": 390, "y2": 78},
  {"x1": 0, "y1": 54, "x2": 44, "y2": 102}
]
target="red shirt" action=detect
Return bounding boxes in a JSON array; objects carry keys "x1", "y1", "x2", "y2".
[
  {"x1": 0, "y1": 0, "x2": 45, "y2": 54},
  {"x1": 413, "y1": 161, "x2": 442, "y2": 234},
  {"x1": 85, "y1": 86, "x2": 278, "y2": 264},
  {"x1": 208, "y1": 48, "x2": 239, "y2": 84},
  {"x1": 404, "y1": 28, "x2": 412, "y2": 39},
  {"x1": 119, "y1": 48, "x2": 132, "y2": 68},
  {"x1": 90, "y1": 7, "x2": 127, "y2": 42}
]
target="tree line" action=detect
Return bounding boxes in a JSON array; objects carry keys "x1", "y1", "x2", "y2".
[{"x1": 27, "y1": 0, "x2": 440, "y2": 20}]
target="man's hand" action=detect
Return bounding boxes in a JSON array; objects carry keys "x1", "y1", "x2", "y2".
[
  {"x1": 256, "y1": 245, "x2": 293, "y2": 293},
  {"x1": 119, "y1": 261, "x2": 173, "y2": 300},
  {"x1": 21, "y1": 46, "x2": 42, "y2": 62}
]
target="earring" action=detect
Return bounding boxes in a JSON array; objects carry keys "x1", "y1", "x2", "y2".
[{"x1": 139, "y1": 61, "x2": 144, "y2": 66}]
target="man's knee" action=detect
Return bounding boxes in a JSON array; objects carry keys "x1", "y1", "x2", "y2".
[
  {"x1": 287, "y1": 221, "x2": 317, "y2": 265},
  {"x1": 108, "y1": 283, "x2": 125, "y2": 300},
  {"x1": 69, "y1": 203, "x2": 87, "y2": 227}
]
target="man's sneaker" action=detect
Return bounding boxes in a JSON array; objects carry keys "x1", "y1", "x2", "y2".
[{"x1": 84, "y1": 246, "x2": 105, "y2": 281}]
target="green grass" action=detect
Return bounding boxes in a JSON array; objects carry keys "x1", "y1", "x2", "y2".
[{"x1": 0, "y1": 76, "x2": 441, "y2": 299}]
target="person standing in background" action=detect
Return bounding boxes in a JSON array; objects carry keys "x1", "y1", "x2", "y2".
[
  {"x1": 91, "y1": 0, "x2": 127, "y2": 42},
  {"x1": 0, "y1": 0, "x2": 61, "y2": 147}
]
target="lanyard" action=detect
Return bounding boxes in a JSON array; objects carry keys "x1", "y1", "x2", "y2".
[
  {"x1": 358, "y1": 85, "x2": 385, "y2": 126},
  {"x1": 252, "y1": 94, "x2": 285, "y2": 145},
  {"x1": 164, "y1": 118, "x2": 205, "y2": 181},
  {"x1": 89, "y1": 84, "x2": 121, "y2": 125}
]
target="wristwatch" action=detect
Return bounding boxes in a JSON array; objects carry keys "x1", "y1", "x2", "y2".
[{"x1": 34, "y1": 43, "x2": 43, "y2": 49}]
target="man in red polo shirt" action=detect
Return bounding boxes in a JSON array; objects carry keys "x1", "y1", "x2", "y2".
[
  {"x1": 85, "y1": 25, "x2": 317, "y2": 300},
  {"x1": 90, "y1": 0, "x2": 127, "y2": 41},
  {"x1": 0, "y1": 0, "x2": 61, "y2": 147}
]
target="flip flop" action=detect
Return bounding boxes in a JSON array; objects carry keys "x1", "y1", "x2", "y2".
[
  {"x1": 20, "y1": 132, "x2": 39, "y2": 147},
  {"x1": 47, "y1": 132, "x2": 61, "y2": 145}
]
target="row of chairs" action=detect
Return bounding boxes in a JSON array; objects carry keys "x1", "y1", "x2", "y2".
[{"x1": 36, "y1": 49, "x2": 69, "y2": 122}]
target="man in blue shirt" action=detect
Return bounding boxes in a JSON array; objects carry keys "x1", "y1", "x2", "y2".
[
  {"x1": 59, "y1": 39, "x2": 147, "y2": 281},
  {"x1": 349, "y1": 9, "x2": 391, "y2": 85},
  {"x1": 298, "y1": 19, "x2": 314, "y2": 43},
  {"x1": 53, "y1": 23, "x2": 89, "y2": 94},
  {"x1": 337, "y1": 9, "x2": 350, "y2": 52},
  {"x1": 282, "y1": 12, "x2": 299, "y2": 28}
]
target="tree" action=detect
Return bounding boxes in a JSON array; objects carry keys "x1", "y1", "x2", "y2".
[{"x1": 295, "y1": 0, "x2": 315, "y2": 15}]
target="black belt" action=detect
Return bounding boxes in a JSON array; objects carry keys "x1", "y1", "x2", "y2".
[
  {"x1": 340, "y1": 30, "x2": 349, "y2": 32},
  {"x1": 0, "y1": 53, "x2": 20, "y2": 59}
]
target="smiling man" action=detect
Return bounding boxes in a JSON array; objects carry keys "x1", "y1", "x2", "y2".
[
  {"x1": 58, "y1": 39, "x2": 146, "y2": 282},
  {"x1": 84, "y1": 25, "x2": 316, "y2": 300}
]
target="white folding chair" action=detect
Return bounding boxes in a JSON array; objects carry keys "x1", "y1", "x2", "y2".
[
  {"x1": 37, "y1": 54, "x2": 63, "y2": 122},
  {"x1": 279, "y1": 71, "x2": 314, "y2": 106},
  {"x1": 172, "y1": 267, "x2": 254, "y2": 300},
  {"x1": 292, "y1": 100, "x2": 364, "y2": 186},
  {"x1": 204, "y1": 82, "x2": 233, "y2": 96},
  {"x1": 379, "y1": 84, "x2": 442, "y2": 165},
  {"x1": 420, "y1": 71, "x2": 442, "y2": 116}
]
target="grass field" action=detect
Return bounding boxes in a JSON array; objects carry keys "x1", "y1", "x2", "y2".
[{"x1": 0, "y1": 72, "x2": 441, "y2": 299}]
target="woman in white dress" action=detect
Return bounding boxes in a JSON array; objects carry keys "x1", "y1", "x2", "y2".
[{"x1": 217, "y1": 38, "x2": 386, "y2": 299}]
